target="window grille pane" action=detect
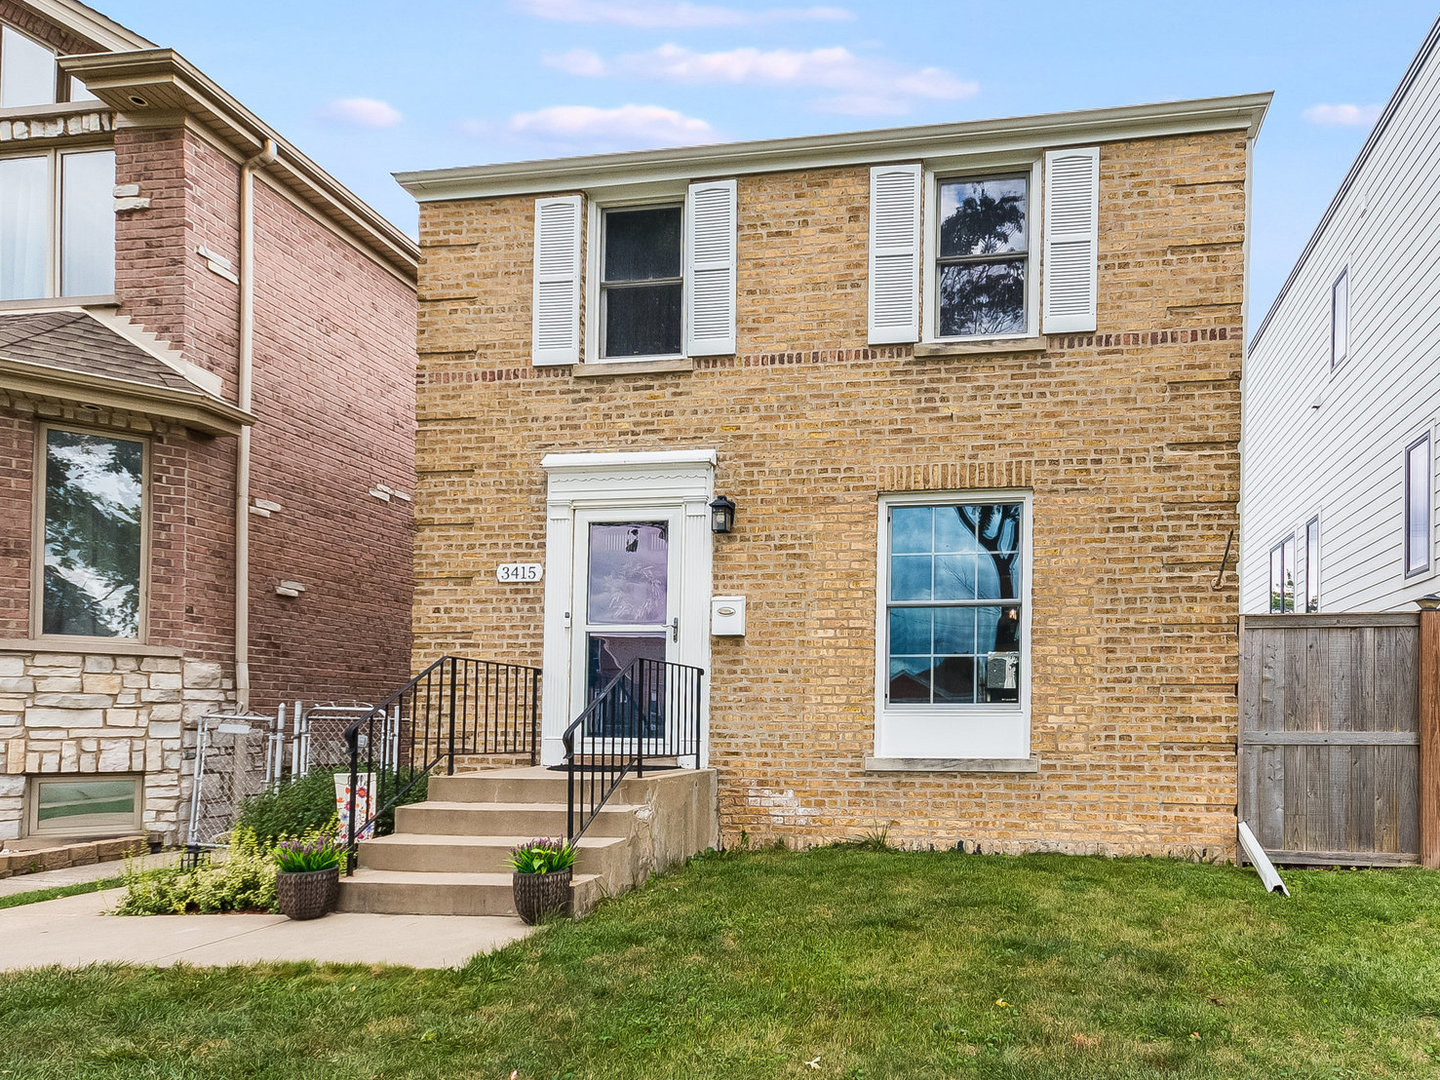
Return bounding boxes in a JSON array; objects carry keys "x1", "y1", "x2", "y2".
[
  {"x1": 934, "y1": 554, "x2": 978, "y2": 600},
  {"x1": 933, "y1": 656, "x2": 976, "y2": 703},
  {"x1": 43, "y1": 430, "x2": 143, "y2": 638},
  {"x1": 0, "y1": 27, "x2": 56, "y2": 108},
  {"x1": 938, "y1": 178, "x2": 1027, "y2": 257},
  {"x1": 890, "y1": 555, "x2": 932, "y2": 601},
  {"x1": 888, "y1": 607, "x2": 932, "y2": 655},
  {"x1": 938, "y1": 261, "x2": 1026, "y2": 337},
  {"x1": 933, "y1": 607, "x2": 976, "y2": 654},
  {"x1": 604, "y1": 207, "x2": 681, "y2": 282},
  {"x1": 0, "y1": 155, "x2": 49, "y2": 300},
  {"x1": 888, "y1": 658, "x2": 931, "y2": 703},
  {"x1": 62, "y1": 150, "x2": 115, "y2": 296},
  {"x1": 603, "y1": 282, "x2": 682, "y2": 358},
  {"x1": 890, "y1": 507, "x2": 933, "y2": 553}
]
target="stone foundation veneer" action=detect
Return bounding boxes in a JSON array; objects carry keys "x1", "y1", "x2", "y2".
[{"x1": 0, "y1": 649, "x2": 235, "y2": 843}]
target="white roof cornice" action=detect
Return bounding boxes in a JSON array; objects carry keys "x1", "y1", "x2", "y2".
[
  {"x1": 397, "y1": 93, "x2": 1272, "y2": 203},
  {"x1": 14, "y1": 0, "x2": 153, "y2": 51}
]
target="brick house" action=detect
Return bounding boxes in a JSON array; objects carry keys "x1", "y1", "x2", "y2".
[
  {"x1": 0, "y1": 1, "x2": 418, "y2": 844},
  {"x1": 396, "y1": 94, "x2": 1268, "y2": 858}
]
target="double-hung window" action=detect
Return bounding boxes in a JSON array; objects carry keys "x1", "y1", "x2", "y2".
[
  {"x1": 600, "y1": 205, "x2": 683, "y2": 359},
  {"x1": 1405, "y1": 434, "x2": 1431, "y2": 578},
  {"x1": 0, "y1": 148, "x2": 116, "y2": 300},
  {"x1": 38, "y1": 427, "x2": 146, "y2": 639},
  {"x1": 935, "y1": 176, "x2": 1030, "y2": 338},
  {"x1": 877, "y1": 495, "x2": 1031, "y2": 761}
]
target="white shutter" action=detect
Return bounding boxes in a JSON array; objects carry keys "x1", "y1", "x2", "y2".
[
  {"x1": 868, "y1": 164, "x2": 922, "y2": 345},
  {"x1": 686, "y1": 179, "x2": 737, "y2": 356},
  {"x1": 1042, "y1": 147, "x2": 1100, "y2": 334},
  {"x1": 532, "y1": 195, "x2": 582, "y2": 365}
]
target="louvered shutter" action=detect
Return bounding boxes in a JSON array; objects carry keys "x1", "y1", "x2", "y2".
[
  {"x1": 868, "y1": 164, "x2": 922, "y2": 345},
  {"x1": 1042, "y1": 147, "x2": 1099, "y2": 334},
  {"x1": 532, "y1": 195, "x2": 582, "y2": 365},
  {"x1": 686, "y1": 179, "x2": 737, "y2": 356}
]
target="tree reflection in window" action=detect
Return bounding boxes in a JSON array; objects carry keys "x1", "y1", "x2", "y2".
[
  {"x1": 937, "y1": 177, "x2": 1028, "y2": 337},
  {"x1": 43, "y1": 430, "x2": 143, "y2": 637}
]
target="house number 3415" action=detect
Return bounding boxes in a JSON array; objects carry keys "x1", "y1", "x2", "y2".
[{"x1": 496, "y1": 563, "x2": 543, "y2": 583}]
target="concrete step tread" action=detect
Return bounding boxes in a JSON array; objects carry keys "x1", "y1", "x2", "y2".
[
  {"x1": 342, "y1": 869, "x2": 600, "y2": 888},
  {"x1": 362, "y1": 833, "x2": 628, "y2": 849},
  {"x1": 405, "y1": 800, "x2": 642, "y2": 814}
]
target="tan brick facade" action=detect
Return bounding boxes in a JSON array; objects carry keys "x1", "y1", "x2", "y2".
[{"x1": 413, "y1": 127, "x2": 1249, "y2": 857}]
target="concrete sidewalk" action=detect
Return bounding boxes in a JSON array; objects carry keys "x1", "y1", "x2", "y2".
[
  {"x1": 0, "y1": 889, "x2": 534, "y2": 969},
  {"x1": 0, "y1": 853, "x2": 181, "y2": 898}
]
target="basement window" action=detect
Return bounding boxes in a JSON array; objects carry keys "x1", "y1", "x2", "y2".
[{"x1": 30, "y1": 776, "x2": 142, "y2": 837}]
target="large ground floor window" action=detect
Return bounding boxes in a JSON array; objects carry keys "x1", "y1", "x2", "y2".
[{"x1": 876, "y1": 492, "x2": 1032, "y2": 762}]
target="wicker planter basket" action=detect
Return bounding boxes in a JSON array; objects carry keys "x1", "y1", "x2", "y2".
[
  {"x1": 276, "y1": 867, "x2": 339, "y2": 920},
  {"x1": 512, "y1": 868, "x2": 572, "y2": 924}
]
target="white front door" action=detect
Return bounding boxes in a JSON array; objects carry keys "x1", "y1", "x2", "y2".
[{"x1": 570, "y1": 508, "x2": 683, "y2": 740}]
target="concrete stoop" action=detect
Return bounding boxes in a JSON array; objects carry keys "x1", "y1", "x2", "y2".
[{"x1": 337, "y1": 765, "x2": 719, "y2": 918}]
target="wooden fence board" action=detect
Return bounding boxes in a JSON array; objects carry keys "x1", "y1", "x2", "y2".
[{"x1": 1239, "y1": 614, "x2": 1420, "y2": 864}]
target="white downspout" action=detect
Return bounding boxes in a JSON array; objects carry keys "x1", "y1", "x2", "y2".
[{"x1": 235, "y1": 137, "x2": 278, "y2": 710}]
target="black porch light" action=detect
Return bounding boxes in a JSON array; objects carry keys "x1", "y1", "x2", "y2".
[{"x1": 709, "y1": 495, "x2": 736, "y2": 534}]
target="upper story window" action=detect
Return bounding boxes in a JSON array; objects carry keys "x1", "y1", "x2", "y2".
[
  {"x1": 0, "y1": 26, "x2": 92, "y2": 108},
  {"x1": 1330, "y1": 268, "x2": 1348, "y2": 370},
  {"x1": 40, "y1": 427, "x2": 145, "y2": 639},
  {"x1": 601, "y1": 205, "x2": 682, "y2": 359},
  {"x1": 0, "y1": 148, "x2": 115, "y2": 300},
  {"x1": 935, "y1": 176, "x2": 1029, "y2": 338},
  {"x1": 1405, "y1": 433, "x2": 1431, "y2": 579}
]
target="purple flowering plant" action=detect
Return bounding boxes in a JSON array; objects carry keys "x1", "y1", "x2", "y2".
[
  {"x1": 274, "y1": 834, "x2": 342, "y2": 873},
  {"x1": 507, "y1": 837, "x2": 576, "y2": 875}
]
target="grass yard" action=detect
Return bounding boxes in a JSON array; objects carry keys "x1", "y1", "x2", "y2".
[
  {"x1": 3, "y1": 847, "x2": 1440, "y2": 1079},
  {"x1": 0, "y1": 877, "x2": 126, "y2": 911}
]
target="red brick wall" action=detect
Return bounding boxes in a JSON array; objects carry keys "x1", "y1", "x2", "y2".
[{"x1": 0, "y1": 412, "x2": 34, "y2": 639}]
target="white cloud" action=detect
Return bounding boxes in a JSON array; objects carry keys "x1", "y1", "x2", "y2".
[
  {"x1": 507, "y1": 103, "x2": 715, "y2": 145},
  {"x1": 544, "y1": 47, "x2": 609, "y2": 76},
  {"x1": 318, "y1": 97, "x2": 403, "y2": 128},
  {"x1": 1303, "y1": 103, "x2": 1383, "y2": 127},
  {"x1": 513, "y1": 0, "x2": 850, "y2": 28},
  {"x1": 574, "y1": 43, "x2": 977, "y2": 115}
]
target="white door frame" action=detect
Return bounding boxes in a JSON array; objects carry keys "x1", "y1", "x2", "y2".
[{"x1": 539, "y1": 449, "x2": 715, "y2": 766}]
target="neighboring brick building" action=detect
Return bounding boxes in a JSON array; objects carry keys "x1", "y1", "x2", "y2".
[
  {"x1": 399, "y1": 94, "x2": 1269, "y2": 857},
  {"x1": 0, "y1": 1, "x2": 417, "y2": 843}
]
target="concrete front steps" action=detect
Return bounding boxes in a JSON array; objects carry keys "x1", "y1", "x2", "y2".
[{"x1": 337, "y1": 765, "x2": 718, "y2": 917}]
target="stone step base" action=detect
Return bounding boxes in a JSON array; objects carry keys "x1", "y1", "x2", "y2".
[{"x1": 337, "y1": 868, "x2": 605, "y2": 916}]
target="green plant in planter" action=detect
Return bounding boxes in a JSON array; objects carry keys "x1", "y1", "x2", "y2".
[
  {"x1": 507, "y1": 837, "x2": 576, "y2": 875},
  {"x1": 274, "y1": 835, "x2": 343, "y2": 874}
]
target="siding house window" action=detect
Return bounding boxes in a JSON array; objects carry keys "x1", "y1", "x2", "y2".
[
  {"x1": 1405, "y1": 434, "x2": 1431, "y2": 578},
  {"x1": 601, "y1": 205, "x2": 682, "y2": 359},
  {"x1": 1330, "y1": 268, "x2": 1348, "y2": 369},
  {"x1": 877, "y1": 494, "x2": 1031, "y2": 761},
  {"x1": 1268, "y1": 535, "x2": 1296, "y2": 613},
  {"x1": 40, "y1": 428, "x2": 145, "y2": 639},
  {"x1": 0, "y1": 148, "x2": 115, "y2": 300},
  {"x1": 1305, "y1": 515, "x2": 1320, "y2": 612},
  {"x1": 935, "y1": 176, "x2": 1029, "y2": 337}
]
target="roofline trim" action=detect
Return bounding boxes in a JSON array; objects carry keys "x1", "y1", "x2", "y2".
[
  {"x1": 15, "y1": 0, "x2": 153, "y2": 52},
  {"x1": 396, "y1": 92, "x2": 1272, "y2": 202},
  {"x1": 1249, "y1": 14, "x2": 1440, "y2": 351}
]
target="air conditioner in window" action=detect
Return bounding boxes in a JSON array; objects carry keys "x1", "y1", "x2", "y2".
[{"x1": 985, "y1": 653, "x2": 1019, "y2": 690}]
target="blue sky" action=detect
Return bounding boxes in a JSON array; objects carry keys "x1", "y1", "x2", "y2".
[{"x1": 97, "y1": 0, "x2": 1437, "y2": 326}]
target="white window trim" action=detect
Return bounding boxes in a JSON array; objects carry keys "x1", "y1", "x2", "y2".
[
  {"x1": 921, "y1": 159, "x2": 1043, "y2": 344},
  {"x1": 583, "y1": 185, "x2": 689, "y2": 366},
  {"x1": 873, "y1": 490, "x2": 1033, "y2": 761}
]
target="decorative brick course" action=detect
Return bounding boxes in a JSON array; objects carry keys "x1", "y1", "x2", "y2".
[{"x1": 412, "y1": 130, "x2": 1247, "y2": 858}]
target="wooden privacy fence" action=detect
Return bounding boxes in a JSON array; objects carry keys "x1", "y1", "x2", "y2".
[{"x1": 1239, "y1": 613, "x2": 1424, "y2": 866}]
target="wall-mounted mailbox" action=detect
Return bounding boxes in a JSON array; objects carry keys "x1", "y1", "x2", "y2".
[{"x1": 711, "y1": 596, "x2": 746, "y2": 636}]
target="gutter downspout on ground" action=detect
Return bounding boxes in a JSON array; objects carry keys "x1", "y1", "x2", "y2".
[{"x1": 234, "y1": 137, "x2": 278, "y2": 711}]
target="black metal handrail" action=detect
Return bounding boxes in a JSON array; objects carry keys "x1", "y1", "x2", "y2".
[
  {"x1": 343, "y1": 655, "x2": 541, "y2": 873},
  {"x1": 563, "y1": 656, "x2": 703, "y2": 841}
]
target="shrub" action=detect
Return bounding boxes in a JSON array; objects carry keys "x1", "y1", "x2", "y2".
[
  {"x1": 507, "y1": 837, "x2": 576, "y2": 875},
  {"x1": 235, "y1": 767, "x2": 428, "y2": 845},
  {"x1": 115, "y1": 827, "x2": 280, "y2": 915}
]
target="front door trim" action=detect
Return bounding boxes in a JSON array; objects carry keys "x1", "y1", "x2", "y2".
[{"x1": 540, "y1": 449, "x2": 716, "y2": 766}]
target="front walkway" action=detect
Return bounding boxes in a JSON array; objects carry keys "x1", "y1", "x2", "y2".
[{"x1": 0, "y1": 888, "x2": 534, "y2": 970}]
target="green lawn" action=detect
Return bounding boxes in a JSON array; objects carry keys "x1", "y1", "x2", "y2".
[
  {"x1": 0, "y1": 876, "x2": 125, "y2": 911},
  {"x1": 3, "y1": 848, "x2": 1440, "y2": 1079}
]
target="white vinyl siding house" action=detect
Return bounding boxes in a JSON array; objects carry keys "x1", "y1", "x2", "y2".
[{"x1": 1241, "y1": 16, "x2": 1440, "y2": 613}]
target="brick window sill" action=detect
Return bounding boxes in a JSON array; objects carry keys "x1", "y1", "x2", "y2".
[
  {"x1": 912, "y1": 337, "x2": 1047, "y2": 359},
  {"x1": 864, "y1": 755, "x2": 1041, "y2": 774},
  {"x1": 572, "y1": 356, "x2": 695, "y2": 379}
]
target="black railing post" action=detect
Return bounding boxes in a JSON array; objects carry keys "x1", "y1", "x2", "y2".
[
  {"x1": 345, "y1": 724, "x2": 361, "y2": 875},
  {"x1": 447, "y1": 657, "x2": 458, "y2": 775},
  {"x1": 530, "y1": 668, "x2": 540, "y2": 765}
]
